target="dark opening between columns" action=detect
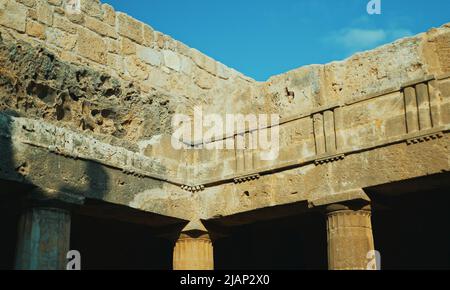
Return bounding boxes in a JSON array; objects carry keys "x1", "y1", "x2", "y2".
[
  {"x1": 0, "y1": 181, "x2": 31, "y2": 270},
  {"x1": 214, "y1": 212, "x2": 327, "y2": 270},
  {"x1": 70, "y1": 214, "x2": 173, "y2": 270},
  {"x1": 0, "y1": 202, "x2": 20, "y2": 270},
  {"x1": 368, "y1": 172, "x2": 450, "y2": 270},
  {"x1": 70, "y1": 199, "x2": 188, "y2": 270}
]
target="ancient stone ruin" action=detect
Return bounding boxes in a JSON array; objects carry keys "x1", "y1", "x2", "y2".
[{"x1": 0, "y1": 0, "x2": 449, "y2": 270}]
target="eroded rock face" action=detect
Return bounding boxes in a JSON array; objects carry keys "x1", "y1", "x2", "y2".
[{"x1": 0, "y1": 34, "x2": 175, "y2": 143}]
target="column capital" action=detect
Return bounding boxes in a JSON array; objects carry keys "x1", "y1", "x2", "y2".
[
  {"x1": 181, "y1": 219, "x2": 231, "y2": 241},
  {"x1": 180, "y1": 219, "x2": 208, "y2": 234},
  {"x1": 325, "y1": 202, "x2": 372, "y2": 215},
  {"x1": 178, "y1": 219, "x2": 211, "y2": 240},
  {"x1": 308, "y1": 188, "x2": 371, "y2": 212},
  {"x1": 160, "y1": 219, "x2": 228, "y2": 242}
]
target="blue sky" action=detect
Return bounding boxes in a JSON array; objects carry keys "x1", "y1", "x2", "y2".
[{"x1": 102, "y1": 0, "x2": 450, "y2": 81}]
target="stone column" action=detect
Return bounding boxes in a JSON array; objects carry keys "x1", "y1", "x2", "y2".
[
  {"x1": 14, "y1": 188, "x2": 83, "y2": 270},
  {"x1": 326, "y1": 203, "x2": 376, "y2": 270},
  {"x1": 173, "y1": 220, "x2": 214, "y2": 270}
]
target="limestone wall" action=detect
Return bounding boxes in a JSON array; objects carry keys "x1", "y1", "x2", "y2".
[
  {"x1": 262, "y1": 25, "x2": 450, "y2": 118},
  {"x1": 195, "y1": 24, "x2": 450, "y2": 183},
  {"x1": 0, "y1": 0, "x2": 449, "y2": 221},
  {"x1": 0, "y1": 0, "x2": 256, "y2": 142}
]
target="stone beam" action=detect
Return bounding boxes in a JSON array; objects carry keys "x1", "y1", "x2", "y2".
[
  {"x1": 0, "y1": 114, "x2": 196, "y2": 221},
  {"x1": 200, "y1": 134, "x2": 450, "y2": 220}
]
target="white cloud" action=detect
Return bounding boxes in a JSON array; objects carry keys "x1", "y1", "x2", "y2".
[
  {"x1": 333, "y1": 28, "x2": 386, "y2": 49},
  {"x1": 326, "y1": 27, "x2": 413, "y2": 55}
]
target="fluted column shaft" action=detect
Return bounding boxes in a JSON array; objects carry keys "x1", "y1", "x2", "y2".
[
  {"x1": 15, "y1": 206, "x2": 71, "y2": 270},
  {"x1": 173, "y1": 232, "x2": 214, "y2": 270},
  {"x1": 326, "y1": 204, "x2": 376, "y2": 270}
]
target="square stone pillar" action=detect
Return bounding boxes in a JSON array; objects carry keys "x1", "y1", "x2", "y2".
[
  {"x1": 172, "y1": 220, "x2": 214, "y2": 270},
  {"x1": 14, "y1": 188, "x2": 83, "y2": 270},
  {"x1": 326, "y1": 203, "x2": 376, "y2": 270}
]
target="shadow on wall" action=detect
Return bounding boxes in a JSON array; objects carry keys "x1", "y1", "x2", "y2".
[
  {"x1": 59, "y1": 160, "x2": 110, "y2": 202},
  {"x1": 0, "y1": 112, "x2": 111, "y2": 200},
  {"x1": 0, "y1": 29, "x2": 176, "y2": 268},
  {"x1": 0, "y1": 113, "x2": 16, "y2": 183},
  {"x1": 0, "y1": 112, "x2": 112, "y2": 269},
  {"x1": 1, "y1": 111, "x2": 176, "y2": 270},
  {"x1": 0, "y1": 112, "x2": 20, "y2": 269}
]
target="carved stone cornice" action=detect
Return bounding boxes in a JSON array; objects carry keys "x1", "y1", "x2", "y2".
[
  {"x1": 315, "y1": 153, "x2": 345, "y2": 165},
  {"x1": 233, "y1": 173, "x2": 260, "y2": 184},
  {"x1": 181, "y1": 184, "x2": 205, "y2": 193},
  {"x1": 406, "y1": 131, "x2": 444, "y2": 145}
]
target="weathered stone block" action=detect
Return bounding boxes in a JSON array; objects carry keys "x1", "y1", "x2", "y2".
[
  {"x1": 101, "y1": 3, "x2": 115, "y2": 26},
  {"x1": 66, "y1": 9, "x2": 84, "y2": 24},
  {"x1": 76, "y1": 27, "x2": 106, "y2": 64},
  {"x1": 117, "y1": 12, "x2": 144, "y2": 44},
  {"x1": 190, "y1": 48, "x2": 203, "y2": 66},
  {"x1": 85, "y1": 15, "x2": 116, "y2": 38},
  {"x1": 107, "y1": 53, "x2": 123, "y2": 73},
  {"x1": 0, "y1": 0, "x2": 28, "y2": 32},
  {"x1": 164, "y1": 35, "x2": 177, "y2": 51},
  {"x1": 434, "y1": 32, "x2": 450, "y2": 73},
  {"x1": 195, "y1": 67, "x2": 214, "y2": 90},
  {"x1": 106, "y1": 38, "x2": 119, "y2": 54},
  {"x1": 180, "y1": 56, "x2": 193, "y2": 76},
  {"x1": 120, "y1": 37, "x2": 136, "y2": 55},
  {"x1": 59, "y1": 50, "x2": 81, "y2": 63},
  {"x1": 137, "y1": 46, "x2": 162, "y2": 67},
  {"x1": 17, "y1": 0, "x2": 36, "y2": 8},
  {"x1": 154, "y1": 31, "x2": 165, "y2": 49},
  {"x1": 80, "y1": 0, "x2": 102, "y2": 20},
  {"x1": 176, "y1": 40, "x2": 190, "y2": 56},
  {"x1": 54, "y1": 6, "x2": 64, "y2": 15},
  {"x1": 216, "y1": 62, "x2": 230, "y2": 80},
  {"x1": 46, "y1": 27, "x2": 77, "y2": 50},
  {"x1": 36, "y1": 0, "x2": 53, "y2": 25},
  {"x1": 53, "y1": 14, "x2": 77, "y2": 34},
  {"x1": 203, "y1": 56, "x2": 217, "y2": 76},
  {"x1": 124, "y1": 55, "x2": 148, "y2": 80},
  {"x1": 190, "y1": 48, "x2": 217, "y2": 76},
  {"x1": 48, "y1": 0, "x2": 62, "y2": 6},
  {"x1": 163, "y1": 50, "x2": 181, "y2": 71},
  {"x1": 143, "y1": 24, "x2": 154, "y2": 47},
  {"x1": 146, "y1": 70, "x2": 169, "y2": 89},
  {"x1": 26, "y1": 19, "x2": 45, "y2": 39},
  {"x1": 27, "y1": 8, "x2": 38, "y2": 20}
]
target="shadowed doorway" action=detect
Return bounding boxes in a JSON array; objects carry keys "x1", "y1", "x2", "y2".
[
  {"x1": 214, "y1": 212, "x2": 327, "y2": 270},
  {"x1": 369, "y1": 173, "x2": 450, "y2": 269}
]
